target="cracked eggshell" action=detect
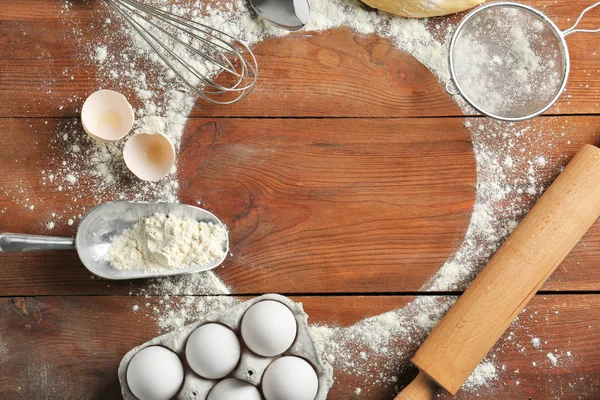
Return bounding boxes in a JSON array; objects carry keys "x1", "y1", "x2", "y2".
[
  {"x1": 123, "y1": 131, "x2": 175, "y2": 182},
  {"x1": 81, "y1": 89, "x2": 134, "y2": 142}
]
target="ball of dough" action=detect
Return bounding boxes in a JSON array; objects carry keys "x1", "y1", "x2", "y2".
[{"x1": 360, "y1": 0, "x2": 485, "y2": 18}]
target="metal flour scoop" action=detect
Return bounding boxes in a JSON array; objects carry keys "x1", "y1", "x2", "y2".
[{"x1": 0, "y1": 202, "x2": 229, "y2": 280}]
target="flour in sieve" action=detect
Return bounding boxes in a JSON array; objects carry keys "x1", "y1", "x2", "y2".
[{"x1": 452, "y1": 6, "x2": 563, "y2": 117}]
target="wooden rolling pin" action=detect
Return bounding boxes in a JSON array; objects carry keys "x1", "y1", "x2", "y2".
[{"x1": 396, "y1": 144, "x2": 600, "y2": 399}]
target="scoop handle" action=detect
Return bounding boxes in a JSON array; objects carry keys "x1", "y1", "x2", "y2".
[
  {"x1": 394, "y1": 371, "x2": 438, "y2": 400},
  {"x1": 0, "y1": 233, "x2": 75, "y2": 252}
]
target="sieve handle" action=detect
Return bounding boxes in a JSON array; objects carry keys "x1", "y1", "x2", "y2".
[
  {"x1": 445, "y1": 80, "x2": 460, "y2": 96},
  {"x1": 563, "y1": 1, "x2": 600, "y2": 37}
]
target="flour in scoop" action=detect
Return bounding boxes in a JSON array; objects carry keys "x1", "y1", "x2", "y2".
[{"x1": 106, "y1": 213, "x2": 227, "y2": 272}]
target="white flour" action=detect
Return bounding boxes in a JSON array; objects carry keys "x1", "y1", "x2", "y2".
[
  {"x1": 34, "y1": 0, "x2": 451, "y2": 227},
  {"x1": 452, "y1": 6, "x2": 563, "y2": 118},
  {"x1": 131, "y1": 270, "x2": 234, "y2": 330},
  {"x1": 106, "y1": 213, "x2": 227, "y2": 272},
  {"x1": 5, "y1": 0, "x2": 575, "y2": 396},
  {"x1": 463, "y1": 361, "x2": 499, "y2": 390}
]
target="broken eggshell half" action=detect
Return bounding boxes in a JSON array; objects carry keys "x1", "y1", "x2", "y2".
[
  {"x1": 81, "y1": 89, "x2": 135, "y2": 142},
  {"x1": 123, "y1": 131, "x2": 176, "y2": 182}
]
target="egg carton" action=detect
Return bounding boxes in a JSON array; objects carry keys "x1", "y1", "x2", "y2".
[{"x1": 118, "y1": 294, "x2": 334, "y2": 400}]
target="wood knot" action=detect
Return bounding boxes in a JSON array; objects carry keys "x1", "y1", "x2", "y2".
[
  {"x1": 368, "y1": 41, "x2": 390, "y2": 60},
  {"x1": 316, "y1": 48, "x2": 341, "y2": 67},
  {"x1": 10, "y1": 297, "x2": 42, "y2": 324}
]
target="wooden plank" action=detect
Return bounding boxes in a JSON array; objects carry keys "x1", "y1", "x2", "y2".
[
  {"x1": 0, "y1": 294, "x2": 598, "y2": 399},
  {"x1": 0, "y1": 116, "x2": 476, "y2": 295},
  {"x1": 3, "y1": 116, "x2": 600, "y2": 295},
  {"x1": 0, "y1": 0, "x2": 599, "y2": 118}
]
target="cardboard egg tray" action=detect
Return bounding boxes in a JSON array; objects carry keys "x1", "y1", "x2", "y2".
[{"x1": 118, "y1": 294, "x2": 334, "y2": 399}]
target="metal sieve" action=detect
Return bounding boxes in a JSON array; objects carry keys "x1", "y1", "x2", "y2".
[{"x1": 446, "y1": 1, "x2": 600, "y2": 121}]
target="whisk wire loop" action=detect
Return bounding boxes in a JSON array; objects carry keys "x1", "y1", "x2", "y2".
[{"x1": 106, "y1": 0, "x2": 258, "y2": 104}]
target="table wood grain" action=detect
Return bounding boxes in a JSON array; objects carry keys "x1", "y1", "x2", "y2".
[
  {"x1": 1, "y1": 295, "x2": 599, "y2": 399},
  {"x1": 2, "y1": 0, "x2": 600, "y2": 399}
]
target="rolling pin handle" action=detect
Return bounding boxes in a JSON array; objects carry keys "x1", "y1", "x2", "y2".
[{"x1": 394, "y1": 370, "x2": 438, "y2": 400}]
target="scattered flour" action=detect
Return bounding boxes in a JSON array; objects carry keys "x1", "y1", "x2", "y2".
[
  {"x1": 2, "y1": 0, "x2": 576, "y2": 396},
  {"x1": 427, "y1": 118, "x2": 563, "y2": 292},
  {"x1": 65, "y1": 174, "x2": 77, "y2": 184},
  {"x1": 463, "y1": 361, "x2": 500, "y2": 390},
  {"x1": 30, "y1": 0, "x2": 452, "y2": 230},
  {"x1": 0, "y1": 340, "x2": 8, "y2": 357},
  {"x1": 131, "y1": 271, "x2": 233, "y2": 330},
  {"x1": 310, "y1": 296, "x2": 456, "y2": 390},
  {"x1": 106, "y1": 213, "x2": 227, "y2": 272},
  {"x1": 547, "y1": 352, "x2": 559, "y2": 366},
  {"x1": 95, "y1": 45, "x2": 108, "y2": 63}
]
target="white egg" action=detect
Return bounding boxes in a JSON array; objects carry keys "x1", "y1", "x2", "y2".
[
  {"x1": 207, "y1": 378, "x2": 262, "y2": 400},
  {"x1": 262, "y1": 356, "x2": 318, "y2": 400},
  {"x1": 123, "y1": 131, "x2": 175, "y2": 182},
  {"x1": 81, "y1": 89, "x2": 134, "y2": 142},
  {"x1": 185, "y1": 323, "x2": 241, "y2": 379},
  {"x1": 126, "y1": 345, "x2": 184, "y2": 400},
  {"x1": 241, "y1": 300, "x2": 297, "y2": 357}
]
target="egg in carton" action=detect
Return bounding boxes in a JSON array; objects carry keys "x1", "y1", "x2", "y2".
[{"x1": 118, "y1": 294, "x2": 334, "y2": 400}]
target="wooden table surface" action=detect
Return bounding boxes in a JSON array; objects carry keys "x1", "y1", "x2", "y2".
[{"x1": 2, "y1": 0, "x2": 600, "y2": 399}]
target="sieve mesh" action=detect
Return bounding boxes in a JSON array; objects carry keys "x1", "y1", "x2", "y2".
[{"x1": 450, "y1": 4, "x2": 568, "y2": 120}]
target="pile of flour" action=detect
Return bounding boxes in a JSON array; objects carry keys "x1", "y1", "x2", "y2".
[{"x1": 107, "y1": 213, "x2": 227, "y2": 272}]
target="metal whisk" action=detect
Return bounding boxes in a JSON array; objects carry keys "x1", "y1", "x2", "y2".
[{"x1": 106, "y1": 0, "x2": 258, "y2": 104}]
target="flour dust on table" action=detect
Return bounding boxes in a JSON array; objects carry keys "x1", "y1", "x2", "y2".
[{"x1": 1, "y1": 0, "x2": 571, "y2": 396}]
